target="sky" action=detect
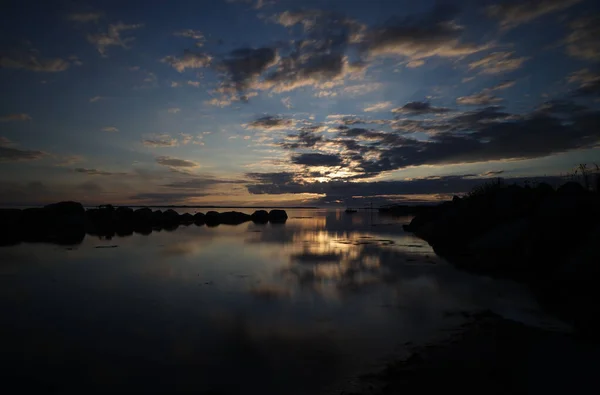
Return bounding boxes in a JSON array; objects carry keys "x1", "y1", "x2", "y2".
[{"x1": 1, "y1": 0, "x2": 599, "y2": 207}]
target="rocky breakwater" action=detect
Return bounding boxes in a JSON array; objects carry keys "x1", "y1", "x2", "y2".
[
  {"x1": 403, "y1": 181, "x2": 600, "y2": 334},
  {"x1": 0, "y1": 204, "x2": 288, "y2": 246}
]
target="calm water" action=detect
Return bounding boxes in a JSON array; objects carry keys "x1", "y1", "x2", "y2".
[{"x1": 0, "y1": 209, "x2": 565, "y2": 394}]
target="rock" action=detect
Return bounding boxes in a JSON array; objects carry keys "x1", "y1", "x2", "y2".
[
  {"x1": 193, "y1": 212, "x2": 205, "y2": 225},
  {"x1": 205, "y1": 211, "x2": 220, "y2": 225},
  {"x1": 251, "y1": 210, "x2": 269, "y2": 223},
  {"x1": 557, "y1": 181, "x2": 586, "y2": 196},
  {"x1": 0, "y1": 209, "x2": 23, "y2": 245},
  {"x1": 133, "y1": 207, "x2": 153, "y2": 223},
  {"x1": 219, "y1": 211, "x2": 251, "y2": 225},
  {"x1": 467, "y1": 219, "x2": 531, "y2": 273},
  {"x1": 151, "y1": 210, "x2": 163, "y2": 226},
  {"x1": 0, "y1": 208, "x2": 22, "y2": 227},
  {"x1": 162, "y1": 209, "x2": 179, "y2": 225},
  {"x1": 115, "y1": 206, "x2": 134, "y2": 222},
  {"x1": 179, "y1": 213, "x2": 194, "y2": 224},
  {"x1": 44, "y1": 201, "x2": 85, "y2": 227},
  {"x1": 268, "y1": 209, "x2": 288, "y2": 223}
]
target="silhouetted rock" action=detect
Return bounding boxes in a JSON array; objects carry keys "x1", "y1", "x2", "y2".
[
  {"x1": 193, "y1": 212, "x2": 205, "y2": 225},
  {"x1": 44, "y1": 201, "x2": 85, "y2": 227},
  {"x1": 133, "y1": 207, "x2": 153, "y2": 223},
  {"x1": 0, "y1": 209, "x2": 23, "y2": 245},
  {"x1": 251, "y1": 210, "x2": 269, "y2": 223},
  {"x1": 557, "y1": 181, "x2": 586, "y2": 196},
  {"x1": 403, "y1": 180, "x2": 600, "y2": 333},
  {"x1": 151, "y1": 210, "x2": 163, "y2": 226},
  {"x1": 205, "y1": 211, "x2": 220, "y2": 225},
  {"x1": 179, "y1": 213, "x2": 194, "y2": 224},
  {"x1": 268, "y1": 209, "x2": 288, "y2": 223},
  {"x1": 116, "y1": 206, "x2": 134, "y2": 222},
  {"x1": 219, "y1": 211, "x2": 251, "y2": 225}
]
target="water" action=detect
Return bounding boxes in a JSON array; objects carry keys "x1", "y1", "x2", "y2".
[{"x1": 0, "y1": 209, "x2": 565, "y2": 394}]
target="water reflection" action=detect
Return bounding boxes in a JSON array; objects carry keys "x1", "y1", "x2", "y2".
[{"x1": 0, "y1": 209, "x2": 567, "y2": 394}]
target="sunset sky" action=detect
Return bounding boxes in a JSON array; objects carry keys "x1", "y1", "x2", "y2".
[{"x1": 1, "y1": 0, "x2": 599, "y2": 206}]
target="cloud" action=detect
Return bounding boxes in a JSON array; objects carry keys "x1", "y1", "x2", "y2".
[
  {"x1": 162, "y1": 51, "x2": 212, "y2": 72},
  {"x1": 168, "y1": 107, "x2": 181, "y2": 114},
  {"x1": 391, "y1": 101, "x2": 450, "y2": 114},
  {"x1": 87, "y1": 22, "x2": 143, "y2": 56},
  {"x1": 487, "y1": 0, "x2": 582, "y2": 29},
  {"x1": 74, "y1": 168, "x2": 128, "y2": 176},
  {"x1": 155, "y1": 156, "x2": 199, "y2": 168},
  {"x1": 0, "y1": 52, "x2": 69, "y2": 72},
  {"x1": 174, "y1": 29, "x2": 205, "y2": 47},
  {"x1": 246, "y1": 173, "x2": 563, "y2": 200},
  {"x1": 217, "y1": 47, "x2": 278, "y2": 92},
  {"x1": 0, "y1": 138, "x2": 45, "y2": 162},
  {"x1": 468, "y1": 51, "x2": 529, "y2": 74},
  {"x1": 568, "y1": 68, "x2": 600, "y2": 96},
  {"x1": 89, "y1": 96, "x2": 103, "y2": 102},
  {"x1": 564, "y1": 15, "x2": 600, "y2": 61},
  {"x1": 364, "y1": 101, "x2": 393, "y2": 112},
  {"x1": 187, "y1": 80, "x2": 201, "y2": 87},
  {"x1": 314, "y1": 90, "x2": 338, "y2": 98},
  {"x1": 245, "y1": 115, "x2": 294, "y2": 130},
  {"x1": 170, "y1": 81, "x2": 181, "y2": 88},
  {"x1": 143, "y1": 134, "x2": 179, "y2": 147},
  {"x1": 281, "y1": 97, "x2": 292, "y2": 109},
  {"x1": 490, "y1": 80, "x2": 516, "y2": 91},
  {"x1": 66, "y1": 11, "x2": 103, "y2": 23},
  {"x1": 406, "y1": 59, "x2": 425, "y2": 68},
  {"x1": 0, "y1": 113, "x2": 31, "y2": 122},
  {"x1": 361, "y1": 5, "x2": 490, "y2": 62},
  {"x1": 456, "y1": 92, "x2": 502, "y2": 106},
  {"x1": 101, "y1": 126, "x2": 118, "y2": 132},
  {"x1": 164, "y1": 177, "x2": 244, "y2": 189},
  {"x1": 129, "y1": 192, "x2": 212, "y2": 202},
  {"x1": 292, "y1": 153, "x2": 342, "y2": 166},
  {"x1": 342, "y1": 83, "x2": 383, "y2": 96}
]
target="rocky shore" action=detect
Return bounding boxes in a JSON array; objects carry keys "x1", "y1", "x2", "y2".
[
  {"x1": 345, "y1": 311, "x2": 598, "y2": 395},
  {"x1": 0, "y1": 203, "x2": 288, "y2": 246},
  {"x1": 402, "y1": 181, "x2": 600, "y2": 334}
]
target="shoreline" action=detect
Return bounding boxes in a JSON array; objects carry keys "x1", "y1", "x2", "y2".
[{"x1": 339, "y1": 311, "x2": 598, "y2": 394}]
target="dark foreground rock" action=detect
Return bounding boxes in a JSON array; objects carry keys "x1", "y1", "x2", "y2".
[
  {"x1": 1, "y1": 204, "x2": 288, "y2": 245},
  {"x1": 347, "y1": 312, "x2": 599, "y2": 395},
  {"x1": 268, "y1": 209, "x2": 288, "y2": 223},
  {"x1": 403, "y1": 182, "x2": 600, "y2": 334},
  {"x1": 251, "y1": 210, "x2": 269, "y2": 223}
]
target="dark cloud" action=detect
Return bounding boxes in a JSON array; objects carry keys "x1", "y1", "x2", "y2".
[
  {"x1": 0, "y1": 145, "x2": 45, "y2": 162},
  {"x1": 247, "y1": 173, "x2": 564, "y2": 198},
  {"x1": 456, "y1": 91, "x2": 502, "y2": 106},
  {"x1": 129, "y1": 192, "x2": 212, "y2": 202},
  {"x1": 487, "y1": 0, "x2": 582, "y2": 29},
  {"x1": 0, "y1": 113, "x2": 32, "y2": 122},
  {"x1": 73, "y1": 168, "x2": 128, "y2": 176},
  {"x1": 564, "y1": 14, "x2": 600, "y2": 61},
  {"x1": 468, "y1": 51, "x2": 529, "y2": 74},
  {"x1": 246, "y1": 115, "x2": 294, "y2": 130},
  {"x1": 361, "y1": 4, "x2": 488, "y2": 61},
  {"x1": 568, "y1": 68, "x2": 600, "y2": 96},
  {"x1": 391, "y1": 101, "x2": 450, "y2": 115},
  {"x1": 164, "y1": 177, "x2": 245, "y2": 188},
  {"x1": 218, "y1": 47, "x2": 278, "y2": 91},
  {"x1": 291, "y1": 153, "x2": 343, "y2": 167},
  {"x1": 0, "y1": 52, "x2": 69, "y2": 72},
  {"x1": 155, "y1": 156, "x2": 199, "y2": 168},
  {"x1": 66, "y1": 11, "x2": 104, "y2": 23},
  {"x1": 282, "y1": 129, "x2": 324, "y2": 149}
]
